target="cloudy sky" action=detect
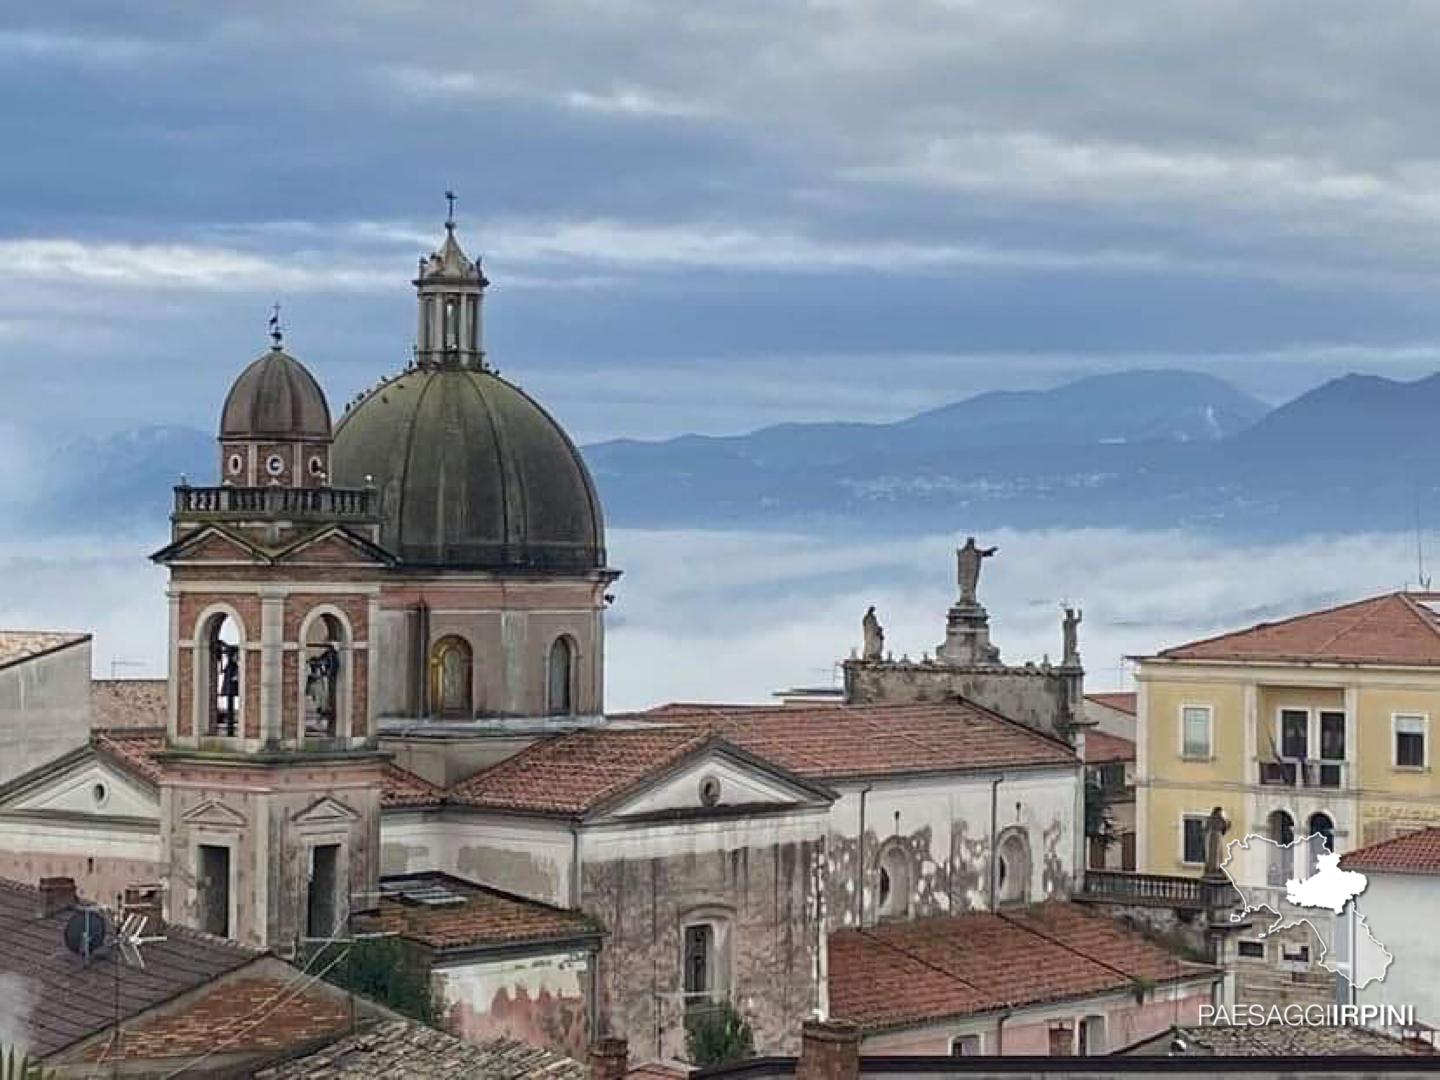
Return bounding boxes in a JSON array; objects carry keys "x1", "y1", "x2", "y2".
[{"x1": 9, "y1": 1, "x2": 1440, "y2": 455}]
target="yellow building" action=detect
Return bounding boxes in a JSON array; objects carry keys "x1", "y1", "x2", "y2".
[{"x1": 1135, "y1": 592, "x2": 1440, "y2": 994}]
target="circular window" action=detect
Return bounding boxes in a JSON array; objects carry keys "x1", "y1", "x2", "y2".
[
  {"x1": 227, "y1": 453, "x2": 244, "y2": 476},
  {"x1": 92, "y1": 782, "x2": 108, "y2": 806},
  {"x1": 308, "y1": 455, "x2": 325, "y2": 477},
  {"x1": 265, "y1": 454, "x2": 285, "y2": 476},
  {"x1": 699, "y1": 776, "x2": 721, "y2": 807}
]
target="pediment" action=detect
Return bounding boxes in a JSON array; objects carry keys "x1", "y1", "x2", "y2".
[
  {"x1": 292, "y1": 796, "x2": 361, "y2": 827},
  {"x1": 0, "y1": 755, "x2": 158, "y2": 820},
  {"x1": 275, "y1": 527, "x2": 390, "y2": 567},
  {"x1": 597, "y1": 743, "x2": 833, "y2": 822},
  {"x1": 180, "y1": 798, "x2": 248, "y2": 828},
  {"x1": 153, "y1": 526, "x2": 264, "y2": 566}
]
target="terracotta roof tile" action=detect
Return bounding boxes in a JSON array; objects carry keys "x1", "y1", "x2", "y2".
[
  {"x1": 828, "y1": 901, "x2": 1217, "y2": 1032},
  {"x1": 1153, "y1": 592, "x2": 1440, "y2": 667},
  {"x1": 449, "y1": 727, "x2": 711, "y2": 814},
  {"x1": 92, "y1": 727, "x2": 167, "y2": 785},
  {"x1": 1148, "y1": 1024, "x2": 1434, "y2": 1056},
  {"x1": 381, "y1": 762, "x2": 445, "y2": 808},
  {"x1": 1084, "y1": 731, "x2": 1135, "y2": 763},
  {"x1": 624, "y1": 701, "x2": 1077, "y2": 781},
  {"x1": 0, "y1": 630, "x2": 88, "y2": 670},
  {"x1": 256, "y1": 1019, "x2": 587, "y2": 1080},
  {"x1": 365, "y1": 874, "x2": 598, "y2": 950},
  {"x1": 91, "y1": 679, "x2": 167, "y2": 728},
  {"x1": 0, "y1": 876, "x2": 257, "y2": 1058},
  {"x1": 78, "y1": 975, "x2": 348, "y2": 1063},
  {"x1": 1085, "y1": 692, "x2": 1137, "y2": 715},
  {"x1": 1340, "y1": 826, "x2": 1440, "y2": 874}
]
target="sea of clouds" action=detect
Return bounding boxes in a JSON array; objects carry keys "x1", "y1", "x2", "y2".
[{"x1": 0, "y1": 527, "x2": 1427, "y2": 709}]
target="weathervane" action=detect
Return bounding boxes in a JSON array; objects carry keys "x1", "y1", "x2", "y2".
[
  {"x1": 268, "y1": 301, "x2": 283, "y2": 348},
  {"x1": 444, "y1": 189, "x2": 457, "y2": 228}
]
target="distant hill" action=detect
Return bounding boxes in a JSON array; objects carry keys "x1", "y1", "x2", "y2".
[{"x1": 15, "y1": 369, "x2": 1440, "y2": 541}]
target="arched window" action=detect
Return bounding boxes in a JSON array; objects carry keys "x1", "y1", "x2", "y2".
[
  {"x1": 876, "y1": 845, "x2": 912, "y2": 920},
  {"x1": 303, "y1": 613, "x2": 345, "y2": 737},
  {"x1": 1267, "y1": 810, "x2": 1296, "y2": 885},
  {"x1": 429, "y1": 635, "x2": 473, "y2": 716},
  {"x1": 995, "y1": 829, "x2": 1032, "y2": 906},
  {"x1": 547, "y1": 636, "x2": 575, "y2": 716},
  {"x1": 201, "y1": 613, "x2": 242, "y2": 737},
  {"x1": 1307, "y1": 812, "x2": 1336, "y2": 876}
]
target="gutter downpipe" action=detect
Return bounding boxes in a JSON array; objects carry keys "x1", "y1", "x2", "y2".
[
  {"x1": 996, "y1": 1008, "x2": 1012, "y2": 1054},
  {"x1": 988, "y1": 774, "x2": 1004, "y2": 910},
  {"x1": 856, "y1": 785, "x2": 872, "y2": 926}
]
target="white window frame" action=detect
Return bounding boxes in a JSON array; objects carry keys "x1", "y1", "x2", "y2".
[
  {"x1": 1179, "y1": 811, "x2": 1209, "y2": 867},
  {"x1": 1179, "y1": 704, "x2": 1213, "y2": 760},
  {"x1": 1275, "y1": 706, "x2": 1311, "y2": 759},
  {"x1": 950, "y1": 1033, "x2": 983, "y2": 1056},
  {"x1": 1392, "y1": 713, "x2": 1430, "y2": 771}
]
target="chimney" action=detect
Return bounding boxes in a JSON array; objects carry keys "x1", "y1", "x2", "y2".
[
  {"x1": 797, "y1": 1020, "x2": 860, "y2": 1080},
  {"x1": 123, "y1": 884, "x2": 165, "y2": 927},
  {"x1": 589, "y1": 1037, "x2": 628, "y2": 1080},
  {"x1": 38, "y1": 876, "x2": 78, "y2": 918}
]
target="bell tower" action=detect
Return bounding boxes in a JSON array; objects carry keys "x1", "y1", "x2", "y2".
[{"x1": 152, "y1": 327, "x2": 390, "y2": 953}]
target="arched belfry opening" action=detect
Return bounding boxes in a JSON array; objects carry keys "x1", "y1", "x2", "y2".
[
  {"x1": 547, "y1": 636, "x2": 575, "y2": 716},
  {"x1": 201, "y1": 612, "x2": 242, "y2": 737}
]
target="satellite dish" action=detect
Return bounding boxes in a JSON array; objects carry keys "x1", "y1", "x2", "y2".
[{"x1": 63, "y1": 908, "x2": 107, "y2": 961}]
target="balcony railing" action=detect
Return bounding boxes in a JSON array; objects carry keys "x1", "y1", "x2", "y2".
[
  {"x1": 175, "y1": 484, "x2": 376, "y2": 519},
  {"x1": 1079, "y1": 869, "x2": 1235, "y2": 911},
  {"x1": 1256, "y1": 758, "x2": 1346, "y2": 789}
]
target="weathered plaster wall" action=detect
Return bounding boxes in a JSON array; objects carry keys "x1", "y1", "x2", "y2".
[
  {"x1": 843, "y1": 659, "x2": 1082, "y2": 743},
  {"x1": 580, "y1": 813, "x2": 826, "y2": 1062},
  {"x1": 0, "y1": 642, "x2": 91, "y2": 787},
  {"x1": 380, "y1": 812, "x2": 575, "y2": 907},
  {"x1": 825, "y1": 769, "x2": 1081, "y2": 928},
  {"x1": 0, "y1": 818, "x2": 158, "y2": 905},
  {"x1": 438, "y1": 948, "x2": 593, "y2": 1058}
]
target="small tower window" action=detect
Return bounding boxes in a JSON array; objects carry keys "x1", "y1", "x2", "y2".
[
  {"x1": 227, "y1": 453, "x2": 244, "y2": 477},
  {"x1": 304, "y1": 613, "x2": 345, "y2": 738},
  {"x1": 547, "y1": 636, "x2": 575, "y2": 716},
  {"x1": 266, "y1": 454, "x2": 285, "y2": 477},
  {"x1": 444, "y1": 297, "x2": 458, "y2": 351}
]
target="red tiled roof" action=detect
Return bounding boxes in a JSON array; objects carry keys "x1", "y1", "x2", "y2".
[
  {"x1": 1085, "y1": 692, "x2": 1137, "y2": 716},
  {"x1": 449, "y1": 727, "x2": 712, "y2": 814},
  {"x1": 0, "y1": 630, "x2": 88, "y2": 670},
  {"x1": 78, "y1": 975, "x2": 348, "y2": 1063},
  {"x1": 827, "y1": 901, "x2": 1217, "y2": 1032},
  {"x1": 624, "y1": 701, "x2": 1076, "y2": 781},
  {"x1": 1152, "y1": 592, "x2": 1440, "y2": 667},
  {"x1": 93, "y1": 727, "x2": 167, "y2": 785},
  {"x1": 1084, "y1": 731, "x2": 1135, "y2": 764},
  {"x1": 1340, "y1": 826, "x2": 1440, "y2": 875},
  {"x1": 91, "y1": 679, "x2": 167, "y2": 728},
  {"x1": 381, "y1": 763, "x2": 445, "y2": 808},
  {"x1": 368, "y1": 875, "x2": 598, "y2": 950}
]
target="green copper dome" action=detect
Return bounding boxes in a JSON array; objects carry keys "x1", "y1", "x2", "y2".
[{"x1": 330, "y1": 366, "x2": 605, "y2": 571}]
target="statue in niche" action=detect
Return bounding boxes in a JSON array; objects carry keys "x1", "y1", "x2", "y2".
[
  {"x1": 215, "y1": 642, "x2": 240, "y2": 736},
  {"x1": 862, "y1": 605, "x2": 885, "y2": 662},
  {"x1": 1204, "y1": 805, "x2": 1231, "y2": 876},
  {"x1": 1062, "y1": 607, "x2": 1082, "y2": 666},
  {"x1": 956, "y1": 537, "x2": 998, "y2": 606}
]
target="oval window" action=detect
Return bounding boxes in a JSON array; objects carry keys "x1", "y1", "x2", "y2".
[
  {"x1": 308, "y1": 455, "x2": 325, "y2": 477},
  {"x1": 699, "y1": 776, "x2": 721, "y2": 806},
  {"x1": 266, "y1": 454, "x2": 285, "y2": 476},
  {"x1": 227, "y1": 453, "x2": 244, "y2": 476}
]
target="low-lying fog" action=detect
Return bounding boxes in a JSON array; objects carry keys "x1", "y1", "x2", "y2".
[{"x1": 0, "y1": 528, "x2": 1426, "y2": 708}]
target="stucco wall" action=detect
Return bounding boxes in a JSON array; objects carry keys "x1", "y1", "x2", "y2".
[
  {"x1": 580, "y1": 813, "x2": 825, "y2": 1061},
  {"x1": 438, "y1": 948, "x2": 593, "y2": 1058},
  {"x1": 825, "y1": 768, "x2": 1081, "y2": 928},
  {"x1": 0, "y1": 641, "x2": 91, "y2": 788},
  {"x1": 381, "y1": 812, "x2": 576, "y2": 907}
]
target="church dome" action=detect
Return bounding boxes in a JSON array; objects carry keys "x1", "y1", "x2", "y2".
[
  {"x1": 220, "y1": 346, "x2": 332, "y2": 441},
  {"x1": 330, "y1": 366, "x2": 606, "y2": 571}
]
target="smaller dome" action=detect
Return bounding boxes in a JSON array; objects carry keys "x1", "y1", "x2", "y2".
[{"x1": 220, "y1": 346, "x2": 332, "y2": 441}]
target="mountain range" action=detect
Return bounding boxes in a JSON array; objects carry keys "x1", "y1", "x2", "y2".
[{"x1": 16, "y1": 369, "x2": 1440, "y2": 541}]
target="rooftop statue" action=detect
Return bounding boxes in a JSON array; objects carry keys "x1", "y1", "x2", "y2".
[
  {"x1": 862, "y1": 605, "x2": 885, "y2": 662},
  {"x1": 956, "y1": 537, "x2": 998, "y2": 606}
]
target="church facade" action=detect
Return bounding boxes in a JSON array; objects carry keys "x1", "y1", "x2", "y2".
[{"x1": 0, "y1": 211, "x2": 1104, "y2": 1062}]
